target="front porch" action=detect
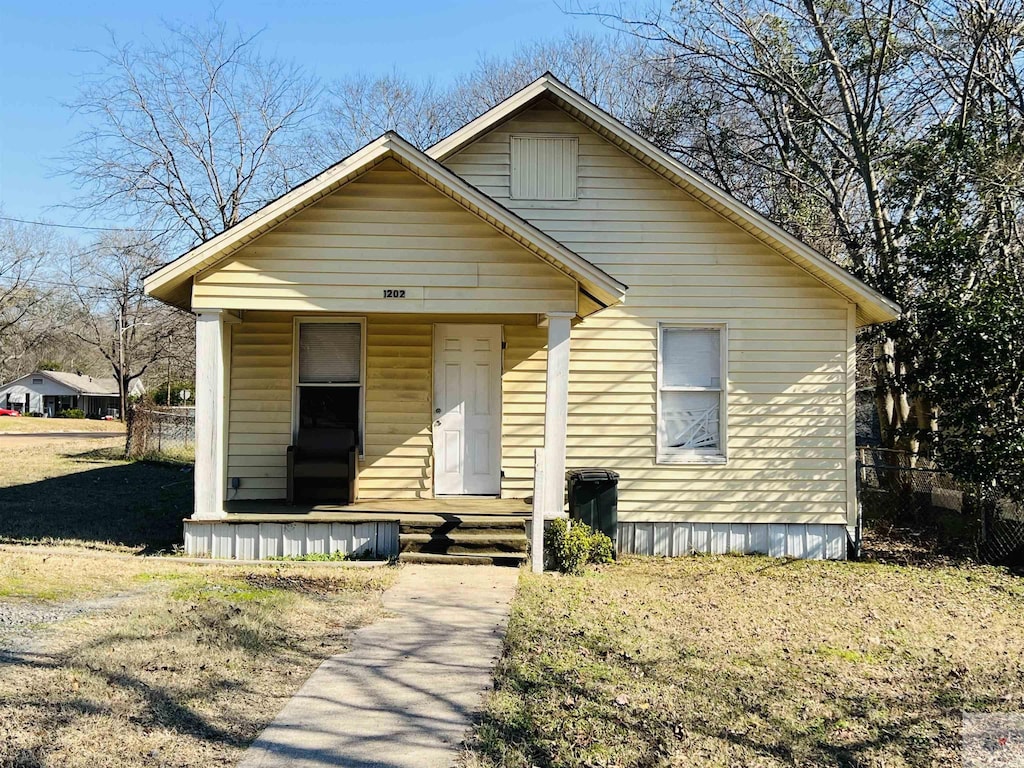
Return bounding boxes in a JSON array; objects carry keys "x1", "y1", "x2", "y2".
[
  {"x1": 186, "y1": 309, "x2": 576, "y2": 561},
  {"x1": 151, "y1": 136, "x2": 626, "y2": 562},
  {"x1": 184, "y1": 497, "x2": 532, "y2": 563}
]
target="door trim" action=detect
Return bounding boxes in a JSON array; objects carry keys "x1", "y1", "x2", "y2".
[{"x1": 432, "y1": 323, "x2": 503, "y2": 497}]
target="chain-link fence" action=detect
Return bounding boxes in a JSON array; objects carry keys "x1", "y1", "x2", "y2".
[
  {"x1": 126, "y1": 404, "x2": 195, "y2": 461},
  {"x1": 858, "y1": 446, "x2": 1024, "y2": 565}
]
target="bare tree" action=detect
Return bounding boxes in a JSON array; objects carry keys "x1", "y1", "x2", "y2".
[
  {"x1": 578, "y1": 0, "x2": 1024, "y2": 480},
  {"x1": 65, "y1": 15, "x2": 320, "y2": 248},
  {"x1": 316, "y1": 71, "x2": 456, "y2": 157},
  {"x1": 449, "y1": 30, "x2": 678, "y2": 129},
  {"x1": 316, "y1": 31, "x2": 682, "y2": 157},
  {"x1": 0, "y1": 218, "x2": 62, "y2": 382},
  {"x1": 581, "y1": 0, "x2": 932, "y2": 270},
  {"x1": 63, "y1": 14, "x2": 321, "y2": 433},
  {"x1": 66, "y1": 234, "x2": 190, "y2": 421}
]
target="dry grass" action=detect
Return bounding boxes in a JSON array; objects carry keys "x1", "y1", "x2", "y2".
[
  {"x1": 0, "y1": 545, "x2": 176, "y2": 600},
  {"x1": 0, "y1": 437, "x2": 189, "y2": 552},
  {"x1": 0, "y1": 436, "x2": 123, "y2": 480},
  {"x1": 466, "y1": 556, "x2": 1024, "y2": 768},
  {"x1": 0, "y1": 418, "x2": 124, "y2": 434},
  {"x1": 0, "y1": 547, "x2": 397, "y2": 767}
]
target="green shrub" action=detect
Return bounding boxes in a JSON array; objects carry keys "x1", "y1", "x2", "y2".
[
  {"x1": 544, "y1": 518, "x2": 615, "y2": 575},
  {"x1": 152, "y1": 380, "x2": 196, "y2": 406},
  {"x1": 589, "y1": 530, "x2": 615, "y2": 564},
  {"x1": 57, "y1": 408, "x2": 86, "y2": 419}
]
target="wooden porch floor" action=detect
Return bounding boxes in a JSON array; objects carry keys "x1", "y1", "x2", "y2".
[{"x1": 211, "y1": 496, "x2": 533, "y2": 524}]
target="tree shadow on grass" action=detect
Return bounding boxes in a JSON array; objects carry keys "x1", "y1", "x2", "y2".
[
  {"x1": 0, "y1": 574, "x2": 403, "y2": 767},
  {"x1": 0, "y1": 448, "x2": 192, "y2": 553},
  {"x1": 0, "y1": 598, "x2": 318, "y2": 765},
  {"x1": 469, "y1": 636, "x2": 977, "y2": 768}
]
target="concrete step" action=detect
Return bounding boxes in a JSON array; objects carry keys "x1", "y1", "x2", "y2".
[
  {"x1": 398, "y1": 517, "x2": 527, "y2": 535},
  {"x1": 399, "y1": 532, "x2": 528, "y2": 555},
  {"x1": 398, "y1": 551, "x2": 528, "y2": 566}
]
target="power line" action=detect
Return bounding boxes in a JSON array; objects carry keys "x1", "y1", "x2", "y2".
[
  {"x1": 0, "y1": 215, "x2": 163, "y2": 233},
  {"x1": 16, "y1": 275, "x2": 118, "y2": 292}
]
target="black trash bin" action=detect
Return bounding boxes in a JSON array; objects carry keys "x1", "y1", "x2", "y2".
[{"x1": 566, "y1": 468, "x2": 619, "y2": 549}]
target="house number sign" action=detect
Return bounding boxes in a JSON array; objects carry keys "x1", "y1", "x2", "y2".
[{"x1": 383, "y1": 289, "x2": 407, "y2": 298}]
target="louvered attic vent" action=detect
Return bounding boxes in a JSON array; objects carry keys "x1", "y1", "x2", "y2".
[{"x1": 510, "y1": 135, "x2": 578, "y2": 200}]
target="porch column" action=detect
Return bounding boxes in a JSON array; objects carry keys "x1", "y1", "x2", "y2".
[
  {"x1": 194, "y1": 311, "x2": 236, "y2": 519},
  {"x1": 541, "y1": 312, "x2": 573, "y2": 518}
]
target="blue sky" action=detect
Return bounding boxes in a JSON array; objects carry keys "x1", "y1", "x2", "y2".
[{"x1": 0, "y1": 0, "x2": 604, "y2": 229}]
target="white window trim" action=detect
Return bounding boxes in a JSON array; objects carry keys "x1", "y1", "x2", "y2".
[
  {"x1": 656, "y1": 322, "x2": 729, "y2": 465},
  {"x1": 509, "y1": 134, "x2": 580, "y2": 201},
  {"x1": 291, "y1": 316, "x2": 367, "y2": 456}
]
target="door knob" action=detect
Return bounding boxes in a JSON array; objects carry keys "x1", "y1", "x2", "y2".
[
  {"x1": 434, "y1": 408, "x2": 441, "y2": 414},
  {"x1": 434, "y1": 420, "x2": 441, "y2": 427}
]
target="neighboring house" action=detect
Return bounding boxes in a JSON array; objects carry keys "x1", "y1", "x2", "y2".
[
  {"x1": 0, "y1": 370, "x2": 142, "y2": 418},
  {"x1": 144, "y1": 74, "x2": 900, "y2": 561}
]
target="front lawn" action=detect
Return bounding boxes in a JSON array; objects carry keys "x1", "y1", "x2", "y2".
[
  {"x1": 0, "y1": 417, "x2": 125, "y2": 433},
  {"x1": 467, "y1": 556, "x2": 1024, "y2": 768},
  {"x1": 0, "y1": 436, "x2": 190, "y2": 551},
  {"x1": 0, "y1": 547, "x2": 396, "y2": 767}
]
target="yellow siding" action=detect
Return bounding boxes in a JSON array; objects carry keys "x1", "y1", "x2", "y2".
[
  {"x1": 445, "y1": 100, "x2": 856, "y2": 525},
  {"x1": 193, "y1": 158, "x2": 577, "y2": 315},
  {"x1": 227, "y1": 311, "x2": 545, "y2": 501}
]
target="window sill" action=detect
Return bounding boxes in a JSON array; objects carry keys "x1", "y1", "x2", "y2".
[{"x1": 656, "y1": 454, "x2": 728, "y2": 466}]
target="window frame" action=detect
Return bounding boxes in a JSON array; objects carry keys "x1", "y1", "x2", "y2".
[
  {"x1": 656, "y1": 322, "x2": 729, "y2": 465},
  {"x1": 509, "y1": 134, "x2": 580, "y2": 202},
  {"x1": 291, "y1": 316, "x2": 367, "y2": 455}
]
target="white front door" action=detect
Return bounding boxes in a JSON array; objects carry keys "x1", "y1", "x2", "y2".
[{"x1": 433, "y1": 324, "x2": 502, "y2": 496}]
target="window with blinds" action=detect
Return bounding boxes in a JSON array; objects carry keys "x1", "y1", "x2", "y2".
[
  {"x1": 657, "y1": 325, "x2": 727, "y2": 463},
  {"x1": 298, "y1": 322, "x2": 362, "y2": 385},
  {"x1": 510, "y1": 135, "x2": 578, "y2": 200}
]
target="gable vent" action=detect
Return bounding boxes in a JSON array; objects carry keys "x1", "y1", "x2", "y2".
[{"x1": 511, "y1": 135, "x2": 578, "y2": 200}]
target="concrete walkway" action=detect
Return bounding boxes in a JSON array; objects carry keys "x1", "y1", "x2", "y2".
[{"x1": 240, "y1": 564, "x2": 519, "y2": 768}]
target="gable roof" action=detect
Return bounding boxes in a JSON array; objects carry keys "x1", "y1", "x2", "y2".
[
  {"x1": 0, "y1": 370, "x2": 119, "y2": 396},
  {"x1": 144, "y1": 132, "x2": 627, "y2": 310},
  {"x1": 427, "y1": 73, "x2": 900, "y2": 326}
]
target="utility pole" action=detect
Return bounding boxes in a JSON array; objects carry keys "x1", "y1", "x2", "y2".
[
  {"x1": 118, "y1": 312, "x2": 125, "y2": 422},
  {"x1": 165, "y1": 331, "x2": 174, "y2": 407}
]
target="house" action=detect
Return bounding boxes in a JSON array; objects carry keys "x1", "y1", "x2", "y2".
[
  {"x1": 144, "y1": 73, "x2": 899, "y2": 562},
  {"x1": 0, "y1": 370, "x2": 140, "y2": 418}
]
